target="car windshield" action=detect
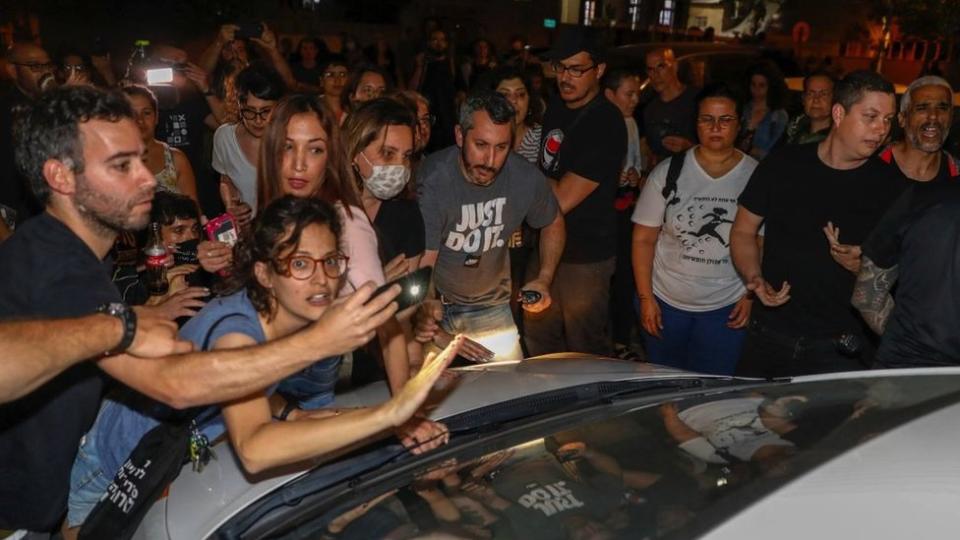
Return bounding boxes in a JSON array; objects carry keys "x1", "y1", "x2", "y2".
[{"x1": 234, "y1": 373, "x2": 960, "y2": 539}]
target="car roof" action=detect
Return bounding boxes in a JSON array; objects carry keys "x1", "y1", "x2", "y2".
[
  {"x1": 156, "y1": 357, "x2": 725, "y2": 539},
  {"x1": 705, "y1": 397, "x2": 960, "y2": 538},
  {"x1": 156, "y1": 362, "x2": 960, "y2": 539}
]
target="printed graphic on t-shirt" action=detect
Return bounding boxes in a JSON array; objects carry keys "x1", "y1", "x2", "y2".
[
  {"x1": 669, "y1": 195, "x2": 737, "y2": 265},
  {"x1": 516, "y1": 480, "x2": 585, "y2": 517},
  {"x1": 541, "y1": 129, "x2": 564, "y2": 174},
  {"x1": 163, "y1": 113, "x2": 190, "y2": 147},
  {"x1": 444, "y1": 197, "x2": 508, "y2": 253}
]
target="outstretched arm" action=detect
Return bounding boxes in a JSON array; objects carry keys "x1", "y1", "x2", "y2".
[
  {"x1": 0, "y1": 314, "x2": 188, "y2": 404},
  {"x1": 852, "y1": 255, "x2": 898, "y2": 335},
  {"x1": 99, "y1": 282, "x2": 399, "y2": 409}
]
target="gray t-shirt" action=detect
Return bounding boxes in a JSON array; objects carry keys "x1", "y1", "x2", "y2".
[{"x1": 419, "y1": 146, "x2": 559, "y2": 305}]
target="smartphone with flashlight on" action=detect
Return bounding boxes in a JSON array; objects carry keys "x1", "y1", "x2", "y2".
[
  {"x1": 145, "y1": 67, "x2": 174, "y2": 85},
  {"x1": 368, "y1": 266, "x2": 432, "y2": 311}
]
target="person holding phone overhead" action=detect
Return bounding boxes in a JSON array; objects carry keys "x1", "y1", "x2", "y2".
[{"x1": 415, "y1": 91, "x2": 565, "y2": 362}]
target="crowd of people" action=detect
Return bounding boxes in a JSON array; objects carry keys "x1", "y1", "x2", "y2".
[{"x1": 0, "y1": 18, "x2": 958, "y2": 539}]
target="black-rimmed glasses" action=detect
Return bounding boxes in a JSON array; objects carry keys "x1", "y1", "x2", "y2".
[
  {"x1": 551, "y1": 62, "x2": 597, "y2": 78},
  {"x1": 239, "y1": 106, "x2": 274, "y2": 122}
]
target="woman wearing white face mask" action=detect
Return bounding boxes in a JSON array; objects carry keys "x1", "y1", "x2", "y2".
[
  {"x1": 342, "y1": 97, "x2": 424, "y2": 280},
  {"x1": 257, "y1": 94, "x2": 414, "y2": 394}
]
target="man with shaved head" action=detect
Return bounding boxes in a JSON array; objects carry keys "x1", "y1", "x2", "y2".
[
  {"x1": 0, "y1": 43, "x2": 56, "y2": 227},
  {"x1": 641, "y1": 47, "x2": 697, "y2": 165}
]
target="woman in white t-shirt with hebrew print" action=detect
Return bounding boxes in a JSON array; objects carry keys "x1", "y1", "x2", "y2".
[{"x1": 632, "y1": 84, "x2": 760, "y2": 375}]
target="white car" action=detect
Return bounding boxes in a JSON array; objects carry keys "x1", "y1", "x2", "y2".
[{"x1": 130, "y1": 358, "x2": 960, "y2": 539}]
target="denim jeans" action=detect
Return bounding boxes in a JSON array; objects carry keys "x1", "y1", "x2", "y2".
[
  {"x1": 67, "y1": 429, "x2": 112, "y2": 527},
  {"x1": 440, "y1": 302, "x2": 523, "y2": 361},
  {"x1": 276, "y1": 355, "x2": 342, "y2": 410},
  {"x1": 639, "y1": 296, "x2": 746, "y2": 376}
]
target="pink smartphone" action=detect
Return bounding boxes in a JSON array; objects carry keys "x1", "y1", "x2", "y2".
[{"x1": 204, "y1": 213, "x2": 239, "y2": 247}]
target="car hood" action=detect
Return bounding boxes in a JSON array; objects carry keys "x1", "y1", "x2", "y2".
[{"x1": 159, "y1": 356, "x2": 726, "y2": 539}]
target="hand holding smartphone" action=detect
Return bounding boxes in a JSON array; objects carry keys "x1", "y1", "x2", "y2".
[{"x1": 368, "y1": 266, "x2": 432, "y2": 312}]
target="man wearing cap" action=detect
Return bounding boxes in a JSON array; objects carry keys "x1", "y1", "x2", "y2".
[{"x1": 525, "y1": 27, "x2": 626, "y2": 357}]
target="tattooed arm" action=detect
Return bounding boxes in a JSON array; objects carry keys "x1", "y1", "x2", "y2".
[{"x1": 852, "y1": 255, "x2": 899, "y2": 335}]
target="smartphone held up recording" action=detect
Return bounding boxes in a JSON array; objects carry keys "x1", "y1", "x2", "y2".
[{"x1": 368, "y1": 266, "x2": 432, "y2": 312}]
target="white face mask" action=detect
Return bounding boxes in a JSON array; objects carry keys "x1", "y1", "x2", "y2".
[{"x1": 359, "y1": 151, "x2": 410, "y2": 200}]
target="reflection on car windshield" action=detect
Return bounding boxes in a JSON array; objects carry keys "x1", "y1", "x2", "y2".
[{"x1": 281, "y1": 374, "x2": 960, "y2": 539}]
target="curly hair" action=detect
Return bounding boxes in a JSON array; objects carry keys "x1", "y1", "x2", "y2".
[
  {"x1": 223, "y1": 195, "x2": 343, "y2": 318},
  {"x1": 14, "y1": 85, "x2": 133, "y2": 205}
]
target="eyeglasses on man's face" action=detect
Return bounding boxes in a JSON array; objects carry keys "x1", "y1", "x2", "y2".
[{"x1": 551, "y1": 62, "x2": 597, "y2": 78}]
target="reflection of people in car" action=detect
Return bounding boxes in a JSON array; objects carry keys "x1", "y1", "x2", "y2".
[
  {"x1": 66, "y1": 197, "x2": 461, "y2": 531},
  {"x1": 660, "y1": 397, "x2": 804, "y2": 465},
  {"x1": 455, "y1": 438, "x2": 631, "y2": 539}
]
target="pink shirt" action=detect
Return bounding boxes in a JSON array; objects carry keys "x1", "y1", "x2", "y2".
[{"x1": 337, "y1": 204, "x2": 385, "y2": 295}]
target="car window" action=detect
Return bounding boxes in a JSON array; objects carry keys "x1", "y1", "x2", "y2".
[{"x1": 259, "y1": 374, "x2": 960, "y2": 539}]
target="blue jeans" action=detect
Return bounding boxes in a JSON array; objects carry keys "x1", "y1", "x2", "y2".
[
  {"x1": 276, "y1": 355, "x2": 342, "y2": 410},
  {"x1": 638, "y1": 297, "x2": 745, "y2": 375},
  {"x1": 440, "y1": 302, "x2": 523, "y2": 361},
  {"x1": 67, "y1": 429, "x2": 112, "y2": 527}
]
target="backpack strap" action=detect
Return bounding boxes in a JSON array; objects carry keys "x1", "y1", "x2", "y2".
[{"x1": 660, "y1": 151, "x2": 686, "y2": 223}]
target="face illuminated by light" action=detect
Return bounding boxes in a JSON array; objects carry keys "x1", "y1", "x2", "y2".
[
  {"x1": 255, "y1": 222, "x2": 342, "y2": 330},
  {"x1": 901, "y1": 84, "x2": 953, "y2": 153},
  {"x1": 605, "y1": 75, "x2": 641, "y2": 118},
  {"x1": 71, "y1": 118, "x2": 157, "y2": 234},
  {"x1": 832, "y1": 91, "x2": 896, "y2": 160},
  {"x1": 455, "y1": 110, "x2": 512, "y2": 186},
  {"x1": 280, "y1": 113, "x2": 329, "y2": 198},
  {"x1": 496, "y1": 77, "x2": 530, "y2": 126}
]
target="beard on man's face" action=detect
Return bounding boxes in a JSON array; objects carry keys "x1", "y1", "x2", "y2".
[
  {"x1": 75, "y1": 174, "x2": 154, "y2": 234},
  {"x1": 459, "y1": 144, "x2": 500, "y2": 186}
]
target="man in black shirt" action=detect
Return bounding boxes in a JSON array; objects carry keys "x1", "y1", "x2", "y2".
[
  {"x1": 877, "y1": 75, "x2": 959, "y2": 182},
  {"x1": 0, "y1": 86, "x2": 401, "y2": 535},
  {"x1": 640, "y1": 47, "x2": 697, "y2": 164},
  {"x1": 730, "y1": 71, "x2": 908, "y2": 377},
  {"x1": 855, "y1": 182, "x2": 960, "y2": 367},
  {"x1": 0, "y1": 43, "x2": 56, "y2": 228},
  {"x1": 525, "y1": 27, "x2": 626, "y2": 357},
  {"x1": 410, "y1": 29, "x2": 457, "y2": 152}
]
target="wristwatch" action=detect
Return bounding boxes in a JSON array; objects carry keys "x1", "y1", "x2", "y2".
[{"x1": 96, "y1": 302, "x2": 137, "y2": 355}]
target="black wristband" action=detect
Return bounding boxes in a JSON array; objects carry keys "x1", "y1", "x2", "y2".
[
  {"x1": 97, "y1": 302, "x2": 137, "y2": 355},
  {"x1": 274, "y1": 400, "x2": 298, "y2": 421}
]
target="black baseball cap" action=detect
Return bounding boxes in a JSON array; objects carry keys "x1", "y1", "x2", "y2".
[{"x1": 540, "y1": 26, "x2": 606, "y2": 63}]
